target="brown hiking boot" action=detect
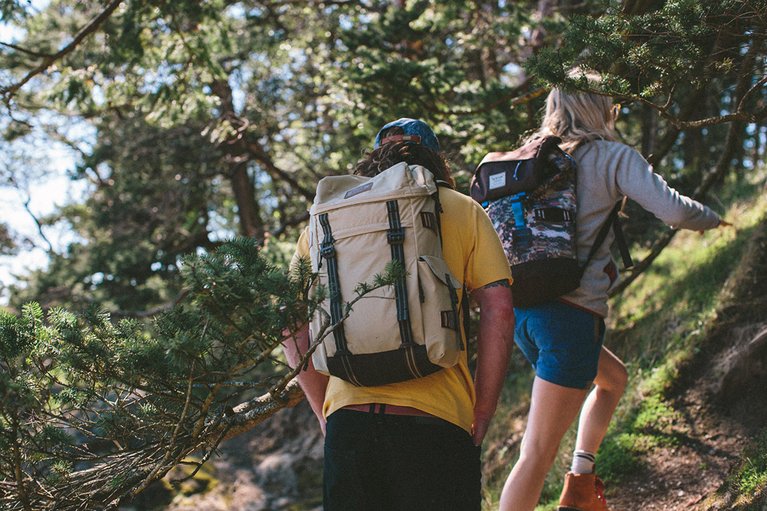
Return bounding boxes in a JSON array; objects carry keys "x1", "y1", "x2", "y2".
[{"x1": 557, "y1": 472, "x2": 610, "y2": 511}]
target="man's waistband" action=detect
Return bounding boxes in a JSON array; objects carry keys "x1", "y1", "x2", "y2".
[
  {"x1": 342, "y1": 403, "x2": 432, "y2": 417},
  {"x1": 335, "y1": 404, "x2": 465, "y2": 432}
]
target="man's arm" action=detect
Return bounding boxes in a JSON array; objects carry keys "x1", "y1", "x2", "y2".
[
  {"x1": 470, "y1": 280, "x2": 515, "y2": 446},
  {"x1": 282, "y1": 323, "x2": 329, "y2": 435}
]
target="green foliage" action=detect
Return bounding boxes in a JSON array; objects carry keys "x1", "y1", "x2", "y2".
[
  {"x1": 0, "y1": 237, "x2": 315, "y2": 509},
  {"x1": 594, "y1": 172, "x2": 767, "y2": 484},
  {"x1": 528, "y1": 0, "x2": 760, "y2": 97},
  {"x1": 731, "y1": 430, "x2": 767, "y2": 497},
  {"x1": 595, "y1": 432, "x2": 647, "y2": 481},
  {"x1": 0, "y1": 0, "x2": 30, "y2": 22},
  {"x1": 596, "y1": 394, "x2": 683, "y2": 482},
  {"x1": 1, "y1": 2, "x2": 765, "y2": 505},
  {"x1": 707, "y1": 429, "x2": 767, "y2": 509},
  {"x1": 2, "y1": 0, "x2": 763, "y2": 314}
]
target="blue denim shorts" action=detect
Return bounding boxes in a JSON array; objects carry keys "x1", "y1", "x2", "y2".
[{"x1": 514, "y1": 301, "x2": 605, "y2": 389}]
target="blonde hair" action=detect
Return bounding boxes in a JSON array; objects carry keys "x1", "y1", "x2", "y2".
[{"x1": 529, "y1": 70, "x2": 618, "y2": 153}]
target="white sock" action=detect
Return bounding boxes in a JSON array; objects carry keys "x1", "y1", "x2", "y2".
[{"x1": 571, "y1": 450, "x2": 596, "y2": 474}]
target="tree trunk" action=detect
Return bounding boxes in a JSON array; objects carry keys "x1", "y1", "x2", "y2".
[
  {"x1": 641, "y1": 104, "x2": 657, "y2": 157},
  {"x1": 621, "y1": 0, "x2": 666, "y2": 15},
  {"x1": 210, "y1": 79, "x2": 265, "y2": 242},
  {"x1": 230, "y1": 163, "x2": 264, "y2": 240}
]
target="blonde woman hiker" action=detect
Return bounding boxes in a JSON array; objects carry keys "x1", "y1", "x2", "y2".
[{"x1": 497, "y1": 72, "x2": 730, "y2": 511}]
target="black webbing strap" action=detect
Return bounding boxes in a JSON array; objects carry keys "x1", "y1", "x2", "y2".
[
  {"x1": 318, "y1": 213, "x2": 350, "y2": 356},
  {"x1": 431, "y1": 189, "x2": 444, "y2": 250},
  {"x1": 446, "y1": 274, "x2": 464, "y2": 350},
  {"x1": 612, "y1": 212, "x2": 634, "y2": 270},
  {"x1": 434, "y1": 182, "x2": 469, "y2": 347},
  {"x1": 584, "y1": 201, "x2": 633, "y2": 270},
  {"x1": 386, "y1": 200, "x2": 415, "y2": 348},
  {"x1": 533, "y1": 207, "x2": 574, "y2": 222}
]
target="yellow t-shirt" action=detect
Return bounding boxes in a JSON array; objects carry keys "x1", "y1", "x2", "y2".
[{"x1": 292, "y1": 187, "x2": 511, "y2": 433}]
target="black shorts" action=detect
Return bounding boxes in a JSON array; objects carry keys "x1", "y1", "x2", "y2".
[{"x1": 323, "y1": 408, "x2": 481, "y2": 511}]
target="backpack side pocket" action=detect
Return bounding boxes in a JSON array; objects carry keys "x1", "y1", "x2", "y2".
[{"x1": 417, "y1": 255, "x2": 464, "y2": 368}]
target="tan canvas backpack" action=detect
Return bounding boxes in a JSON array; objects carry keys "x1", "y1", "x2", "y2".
[{"x1": 308, "y1": 162, "x2": 464, "y2": 386}]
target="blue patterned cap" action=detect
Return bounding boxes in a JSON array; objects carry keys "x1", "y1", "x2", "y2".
[{"x1": 373, "y1": 118, "x2": 441, "y2": 153}]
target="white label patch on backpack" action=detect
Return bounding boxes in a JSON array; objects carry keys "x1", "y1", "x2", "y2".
[
  {"x1": 344, "y1": 182, "x2": 373, "y2": 199},
  {"x1": 489, "y1": 172, "x2": 506, "y2": 190}
]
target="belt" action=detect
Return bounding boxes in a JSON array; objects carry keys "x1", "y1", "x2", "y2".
[
  {"x1": 342, "y1": 403, "x2": 433, "y2": 417},
  {"x1": 338, "y1": 404, "x2": 461, "y2": 430}
]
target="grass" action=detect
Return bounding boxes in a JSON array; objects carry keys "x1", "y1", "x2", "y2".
[
  {"x1": 735, "y1": 435, "x2": 767, "y2": 498},
  {"x1": 482, "y1": 166, "x2": 767, "y2": 509},
  {"x1": 597, "y1": 173, "x2": 767, "y2": 485},
  {"x1": 707, "y1": 429, "x2": 767, "y2": 509}
]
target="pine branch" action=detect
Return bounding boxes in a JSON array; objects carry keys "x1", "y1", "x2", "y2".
[
  {"x1": 0, "y1": 239, "x2": 400, "y2": 510},
  {"x1": 0, "y1": 0, "x2": 124, "y2": 104}
]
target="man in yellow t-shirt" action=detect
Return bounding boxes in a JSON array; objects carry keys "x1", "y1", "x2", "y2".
[{"x1": 283, "y1": 118, "x2": 514, "y2": 511}]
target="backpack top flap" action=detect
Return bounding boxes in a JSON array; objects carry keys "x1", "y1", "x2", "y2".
[
  {"x1": 311, "y1": 162, "x2": 438, "y2": 215},
  {"x1": 470, "y1": 136, "x2": 563, "y2": 203}
]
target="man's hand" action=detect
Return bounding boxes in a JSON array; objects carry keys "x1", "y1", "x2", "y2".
[
  {"x1": 282, "y1": 324, "x2": 329, "y2": 435},
  {"x1": 472, "y1": 411, "x2": 493, "y2": 446}
]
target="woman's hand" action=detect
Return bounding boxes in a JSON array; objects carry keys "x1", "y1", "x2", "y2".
[{"x1": 699, "y1": 218, "x2": 732, "y2": 234}]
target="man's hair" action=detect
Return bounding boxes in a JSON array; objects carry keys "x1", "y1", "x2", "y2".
[{"x1": 353, "y1": 139, "x2": 455, "y2": 189}]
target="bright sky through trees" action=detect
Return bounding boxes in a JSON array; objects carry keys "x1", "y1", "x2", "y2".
[{"x1": 0, "y1": 7, "x2": 82, "y2": 303}]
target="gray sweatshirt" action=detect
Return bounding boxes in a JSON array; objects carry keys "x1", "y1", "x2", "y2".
[{"x1": 561, "y1": 140, "x2": 721, "y2": 317}]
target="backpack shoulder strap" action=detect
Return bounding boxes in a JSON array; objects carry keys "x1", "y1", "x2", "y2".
[
  {"x1": 584, "y1": 200, "x2": 634, "y2": 270},
  {"x1": 430, "y1": 180, "x2": 471, "y2": 347}
]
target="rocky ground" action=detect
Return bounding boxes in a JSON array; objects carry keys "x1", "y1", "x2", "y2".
[{"x1": 124, "y1": 402, "x2": 324, "y2": 511}]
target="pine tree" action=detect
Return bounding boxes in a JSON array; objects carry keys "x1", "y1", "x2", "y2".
[
  {"x1": 0, "y1": 235, "x2": 406, "y2": 509},
  {"x1": 0, "y1": 238, "x2": 314, "y2": 510}
]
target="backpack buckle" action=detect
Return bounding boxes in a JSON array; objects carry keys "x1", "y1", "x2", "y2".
[
  {"x1": 320, "y1": 243, "x2": 336, "y2": 258},
  {"x1": 387, "y1": 228, "x2": 405, "y2": 244}
]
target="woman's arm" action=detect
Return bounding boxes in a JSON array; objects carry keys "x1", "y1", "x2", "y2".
[{"x1": 613, "y1": 145, "x2": 722, "y2": 231}]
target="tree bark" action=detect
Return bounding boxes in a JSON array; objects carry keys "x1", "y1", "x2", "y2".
[
  {"x1": 641, "y1": 103, "x2": 657, "y2": 157},
  {"x1": 210, "y1": 79, "x2": 265, "y2": 241},
  {"x1": 621, "y1": 0, "x2": 666, "y2": 15}
]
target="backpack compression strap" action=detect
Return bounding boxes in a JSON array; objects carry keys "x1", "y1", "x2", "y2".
[
  {"x1": 432, "y1": 183, "x2": 466, "y2": 350},
  {"x1": 386, "y1": 200, "x2": 425, "y2": 380},
  {"x1": 318, "y1": 213, "x2": 362, "y2": 385},
  {"x1": 386, "y1": 200, "x2": 416, "y2": 347},
  {"x1": 612, "y1": 207, "x2": 633, "y2": 270}
]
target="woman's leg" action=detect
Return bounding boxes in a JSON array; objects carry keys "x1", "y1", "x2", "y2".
[
  {"x1": 499, "y1": 377, "x2": 588, "y2": 511},
  {"x1": 574, "y1": 346, "x2": 628, "y2": 454}
]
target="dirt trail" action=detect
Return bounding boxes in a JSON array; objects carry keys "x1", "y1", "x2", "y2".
[
  {"x1": 608, "y1": 374, "x2": 753, "y2": 510},
  {"x1": 609, "y1": 220, "x2": 767, "y2": 511}
]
